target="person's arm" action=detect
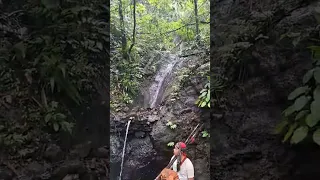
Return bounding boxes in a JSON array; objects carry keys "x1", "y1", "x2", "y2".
[{"x1": 186, "y1": 160, "x2": 195, "y2": 180}]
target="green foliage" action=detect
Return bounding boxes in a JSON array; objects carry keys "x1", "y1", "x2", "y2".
[
  {"x1": 165, "y1": 121, "x2": 177, "y2": 147},
  {"x1": 0, "y1": 0, "x2": 107, "y2": 151},
  {"x1": 201, "y1": 130, "x2": 210, "y2": 138},
  {"x1": 166, "y1": 121, "x2": 177, "y2": 129},
  {"x1": 167, "y1": 141, "x2": 175, "y2": 147},
  {"x1": 44, "y1": 101, "x2": 74, "y2": 133},
  {"x1": 196, "y1": 80, "x2": 210, "y2": 108},
  {"x1": 110, "y1": 0, "x2": 209, "y2": 108},
  {"x1": 276, "y1": 46, "x2": 320, "y2": 145}
]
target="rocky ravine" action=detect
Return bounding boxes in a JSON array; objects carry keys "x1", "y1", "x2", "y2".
[{"x1": 110, "y1": 55, "x2": 210, "y2": 180}]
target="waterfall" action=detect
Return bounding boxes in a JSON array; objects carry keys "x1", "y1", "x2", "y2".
[{"x1": 148, "y1": 54, "x2": 180, "y2": 108}]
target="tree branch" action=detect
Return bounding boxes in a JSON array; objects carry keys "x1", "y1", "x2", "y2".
[{"x1": 137, "y1": 21, "x2": 209, "y2": 35}]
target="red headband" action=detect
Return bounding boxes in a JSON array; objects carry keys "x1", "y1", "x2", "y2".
[{"x1": 176, "y1": 142, "x2": 186, "y2": 149}]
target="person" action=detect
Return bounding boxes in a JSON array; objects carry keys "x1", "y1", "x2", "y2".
[
  {"x1": 155, "y1": 142, "x2": 195, "y2": 180},
  {"x1": 170, "y1": 142, "x2": 194, "y2": 180}
]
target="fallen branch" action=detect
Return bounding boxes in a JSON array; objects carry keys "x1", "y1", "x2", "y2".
[{"x1": 178, "y1": 51, "x2": 205, "y2": 57}]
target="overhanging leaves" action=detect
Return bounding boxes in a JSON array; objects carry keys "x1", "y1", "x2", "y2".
[
  {"x1": 288, "y1": 86, "x2": 308, "y2": 100},
  {"x1": 290, "y1": 126, "x2": 308, "y2": 144}
]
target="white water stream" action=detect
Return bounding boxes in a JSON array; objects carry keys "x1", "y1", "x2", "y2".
[
  {"x1": 148, "y1": 54, "x2": 180, "y2": 108},
  {"x1": 118, "y1": 120, "x2": 131, "y2": 180}
]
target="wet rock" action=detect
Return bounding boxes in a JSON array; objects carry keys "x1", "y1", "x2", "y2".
[
  {"x1": 122, "y1": 136, "x2": 156, "y2": 179},
  {"x1": 91, "y1": 146, "x2": 109, "y2": 158},
  {"x1": 80, "y1": 172, "x2": 99, "y2": 180},
  {"x1": 150, "y1": 120, "x2": 178, "y2": 148},
  {"x1": 62, "y1": 174, "x2": 77, "y2": 180},
  {"x1": 134, "y1": 131, "x2": 145, "y2": 138},
  {"x1": 70, "y1": 141, "x2": 92, "y2": 158},
  {"x1": 51, "y1": 160, "x2": 86, "y2": 180},
  {"x1": 110, "y1": 135, "x2": 122, "y2": 163},
  {"x1": 44, "y1": 144, "x2": 63, "y2": 162},
  {"x1": 184, "y1": 97, "x2": 197, "y2": 106},
  {"x1": 179, "y1": 108, "x2": 192, "y2": 114},
  {"x1": 0, "y1": 166, "x2": 14, "y2": 180},
  {"x1": 18, "y1": 147, "x2": 37, "y2": 158},
  {"x1": 99, "y1": 176, "x2": 108, "y2": 180},
  {"x1": 127, "y1": 136, "x2": 155, "y2": 161},
  {"x1": 193, "y1": 158, "x2": 210, "y2": 180},
  {"x1": 27, "y1": 162, "x2": 44, "y2": 174},
  {"x1": 123, "y1": 107, "x2": 130, "y2": 112},
  {"x1": 147, "y1": 114, "x2": 159, "y2": 122}
]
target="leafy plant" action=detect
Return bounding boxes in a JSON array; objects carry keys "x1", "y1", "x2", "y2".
[
  {"x1": 196, "y1": 78, "x2": 210, "y2": 108},
  {"x1": 0, "y1": 0, "x2": 106, "y2": 152},
  {"x1": 276, "y1": 46, "x2": 320, "y2": 145},
  {"x1": 201, "y1": 130, "x2": 210, "y2": 138},
  {"x1": 44, "y1": 101, "x2": 74, "y2": 133},
  {"x1": 166, "y1": 121, "x2": 177, "y2": 129},
  {"x1": 167, "y1": 141, "x2": 175, "y2": 147}
]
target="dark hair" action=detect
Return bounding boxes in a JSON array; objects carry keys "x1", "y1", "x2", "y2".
[{"x1": 176, "y1": 143, "x2": 186, "y2": 172}]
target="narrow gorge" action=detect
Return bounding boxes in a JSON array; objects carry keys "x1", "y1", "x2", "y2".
[{"x1": 110, "y1": 51, "x2": 210, "y2": 180}]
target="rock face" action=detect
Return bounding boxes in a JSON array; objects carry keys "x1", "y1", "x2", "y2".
[
  {"x1": 109, "y1": 53, "x2": 210, "y2": 179},
  {"x1": 211, "y1": 0, "x2": 320, "y2": 179}
]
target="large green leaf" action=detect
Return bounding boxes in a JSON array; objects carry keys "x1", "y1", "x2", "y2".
[
  {"x1": 53, "y1": 123, "x2": 60, "y2": 132},
  {"x1": 45, "y1": 113, "x2": 52, "y2": 123},
  {"x1": 283, "y1": 105, "x2": 296, "y2": 117},
  {"x1": 200, "y1": 101, "x2": 207, "y2": 107},
  {"x1": 293, "y1": 95, "x2": 309, "y2": 111},
  {"x1": 288, "y1": 86, "x2": 308, "y2": 100},
  {"x1": 283, "y1": 123, "x2": 297, "y2": 142},
  {"x1": 206, "y1": 90, "x2": 210, "y2": 102},
  {"x1": 303, "y1": 69, "x2": 314, "y2": 84},
  {"x1": 274, "y1": 119, "x2": 288, "y2": 134},
  {"x1": 310, "y1": 100, "x2": 320, "y2": 120},
  {"x1": 295, "y1": 110, "x2": 309, "y2": 121},
  {"x1": 199, "y1": 91, "x2": 207, "y2": 98},
  {"x1": 313, "y1": 128, "x2": 320, "y2": 146},
  {"x1": 314, "y1": 85, "x2": 320, "y2": 100},
  {"x1": 290, "y1": 126, "x2": 308, "y2": 144},
  {"x1": 305, "y1": 114, "x2": 320, "y2": 127}
]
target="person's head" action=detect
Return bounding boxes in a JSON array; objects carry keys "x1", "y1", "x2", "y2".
[
  {"x1": 173, "y1": 142, "x2": 186, "y2": 156},
  {"x1": 173, "y1": 142, "x2": 187, "y2": 172}
]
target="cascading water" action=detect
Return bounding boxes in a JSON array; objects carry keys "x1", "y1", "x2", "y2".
[
  {"x1": 148, "y1": 54, "x2": 180, "y2": 108},
  {"x1": 111, "y1": 53, "x2": 184, "y2": 180},
  {"x1": 118, "y1": 120, "x2": 131, "y2": 180}
]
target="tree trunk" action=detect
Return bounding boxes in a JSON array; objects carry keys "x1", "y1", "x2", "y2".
[
  {"x1": 128, "y1": 0, "x2": 136, "y2": 55},
  {"x1": 193, "y1": 0, "x2": 200, "y2": 43},
  {"x1": 118, "y1": 0, "x2": 127, "y2": 59}
]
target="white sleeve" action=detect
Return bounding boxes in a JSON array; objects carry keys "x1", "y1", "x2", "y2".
[{"x1": 186, "y1": 159, "x2": 194, "y2": 178}]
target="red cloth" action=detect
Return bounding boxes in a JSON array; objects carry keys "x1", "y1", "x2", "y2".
[
  {"x1": 178, "y1": 142, "x2": 186, "y2": 149},
  {"x1": 190, "y1": 137, "x2": 195, "y2": 143}
]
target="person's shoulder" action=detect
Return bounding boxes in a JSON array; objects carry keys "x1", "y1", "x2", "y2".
[
  {"x1": 184, "y1": 158, "x2": 194, "y2": 169},
  {"x1": 185, "y1": 158, "x2": 193, "y2": 165}
]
